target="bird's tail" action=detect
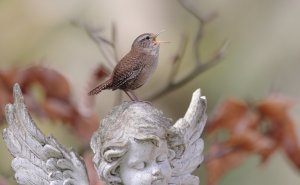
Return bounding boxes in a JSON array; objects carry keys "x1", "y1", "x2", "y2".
[{"x1": 88, "y1": 79, "x2": 113, "y2": 95}]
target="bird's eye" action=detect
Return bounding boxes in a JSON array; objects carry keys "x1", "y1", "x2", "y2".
[{"x1": 145, "y1": 36, "x2": 150, "y2": 40}]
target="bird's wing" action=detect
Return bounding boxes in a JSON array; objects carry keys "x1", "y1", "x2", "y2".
[
  {"x1": 3, "y1": 84, "x2": 89, "y2": 185},
  {"x1": 168, "y1": 89, "x2": 207, "y2": 185},
  {"x1": 111, "y1": 52, "x2": 146, "y2": 89}
]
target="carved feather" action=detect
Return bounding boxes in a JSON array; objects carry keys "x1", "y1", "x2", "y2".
[
  {"x1": 3, "y1": 84, "x2": 89, "y2": 185},
  {"x1": 168, "y1": 89, "x2": 207, "y2": 185}
]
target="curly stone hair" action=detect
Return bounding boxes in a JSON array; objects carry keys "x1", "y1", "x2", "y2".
[{"x1": 90, "y1": 102, "x2": 173, "y2": 185}]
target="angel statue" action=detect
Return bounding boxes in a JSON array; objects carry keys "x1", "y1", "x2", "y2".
[{"x1": 3, "y1": 84, "x2": 207, "y2": 185}]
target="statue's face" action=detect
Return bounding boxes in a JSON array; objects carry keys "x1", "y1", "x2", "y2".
[{"x1": 119, "y1": 139, "x2": 172, "y2": 185}]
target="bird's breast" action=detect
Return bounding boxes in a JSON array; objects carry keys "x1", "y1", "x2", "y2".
[{"x1": 135, "y1": 54, "x2": 159, "y2": 85}]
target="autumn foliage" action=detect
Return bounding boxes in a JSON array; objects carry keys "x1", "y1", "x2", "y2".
[
  {"x1": 1, "y1": 65, "x2": 300, "y2": 185},
  {"x1": 0, "y1": 65, "x2": 109, "y2": 141},
  {"x1": 205, "y1": 97, "x2": 300, "y2": 185}
]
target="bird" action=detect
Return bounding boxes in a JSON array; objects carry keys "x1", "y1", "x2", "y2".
[{"x1": 88, "y1": 31, "x2": 167, "y2": 101}]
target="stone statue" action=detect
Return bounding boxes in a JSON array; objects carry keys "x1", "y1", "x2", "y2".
[{"x1": 2, "y1": 84, "x2": 207, "y2": 185}]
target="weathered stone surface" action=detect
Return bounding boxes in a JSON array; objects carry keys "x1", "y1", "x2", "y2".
[
  {"x1": 91, "y1": 89, "x2": 207, "y2": 185},
  {"x1": 3, "y1": 84, "x2": 89, "y2": 185},
  {"x1": 3, "y1": 84, "x2": 207, "y2": 185}
]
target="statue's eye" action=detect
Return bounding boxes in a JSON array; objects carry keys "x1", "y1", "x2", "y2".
[
  {"x1": 145, "y1": 36, "x2": 150, "y2": 40},
  {"x1": 156, "y1": 154, "x2": 167, "y2": 163}
]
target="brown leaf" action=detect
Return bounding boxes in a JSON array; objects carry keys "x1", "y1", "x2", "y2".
[
  {"x1": 81, "y1": 64, "x2": 111, "y2": 115},
  {"x1": 0, "y1": 65, "x2": 100, "y2": 142},
  {"x1": 94, "y1": 65, "x2": 110, "y2": 80},
  {"x1": 205, "y1": 130, "x2": 275, "y2": 185},
  {"x1": 206, "y1": 143, "x2": 249, "y2": 185},
  {"x1": 226, "y1": 131, "x2": 275, "y2": 162},
  {"x1": 257, "y1": 95, "x2": 294, "y2": 119},
  {"x1": 0, "y1": 68, "x2": 18, "y2": 88},
  {"x1": 206, "y1": 99, "x2": 257, "y2": 133},
  {"x1": 42, "y1": 98, "x2": 78, "y2": 124},
  {"x1": 83, "y1": 152, "x2": 105, "y2": 185},
  {"x1": 257, "y1": 95, "x2": 300, "y2": 169},
  {"x1": 0, "y1": 176, "x2": 8, "y2": 185},
  {"x1": 74, "y1": 114, "x2": 99, "y2": 142},
  {"x1": 17, "y1": 66, "x2": 71, "y2": 100},
  {"x1": 0, "y1": 80, "x2": 12, "y2": 123}
]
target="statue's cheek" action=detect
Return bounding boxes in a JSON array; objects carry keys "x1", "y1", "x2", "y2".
[
  {"x1": 120, "y1": 167, "x2": 153, "y2": 185},
  {"x1": 160, "y1": 161, "x2": 172, "y2": 181}
]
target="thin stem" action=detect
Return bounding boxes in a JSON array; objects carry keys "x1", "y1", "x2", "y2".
[
  {"x1": 146, "y1": 0, "x2": 223, "y2": 101},
  {"x1": 111, "y1": 23, "x2": 119, "y2": 63},
  {"x1": 83, "y1": 25, "x2": 119, "y2": 69},
  {"x1": 148, "y1": 40, "x2": 229, "y2": 101},
  {"x1": 177, "y1": 0, "x2": 205, "y2": 23},
  {"x1": 168, "y1": 35, "x2": 189, "y2": 83}
]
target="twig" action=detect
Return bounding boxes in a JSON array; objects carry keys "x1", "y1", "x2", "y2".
[
  {"x1": 111, "y1": 23, "x2": 119, "y2": 63},
  {"x1": 81, "y1": 23, "x2": 120, "y2": 70},
  {"x1": 147, "y1": 1, "x2": 227, "y2": 101},
  {"x1": 85, "y1": 25, "x2": 115, "y2": 69},
  {"x1": 76, "y1": 22, "x2": 125, "y2": 104},
  {"x1": 167, "y1": 35, "x2": 189, "y2": 83},
  {"x1": 177, "y1": 0, "x2": 218, "y2": 65},
  {"x1": 148, "y1": 38, "x2": 229, "y2": 100}
]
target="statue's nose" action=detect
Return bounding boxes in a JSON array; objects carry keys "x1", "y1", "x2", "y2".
[{"x1": 152, "y1": 165, "x2": 161, "y2": 176}]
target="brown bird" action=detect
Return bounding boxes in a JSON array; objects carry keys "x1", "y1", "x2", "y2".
[{"x1": 89, "y1": 31, "x2": 166, "y2": 101}]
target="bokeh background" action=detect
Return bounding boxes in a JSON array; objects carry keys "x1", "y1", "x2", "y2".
[{"x1": 1, "y1": 0, "x2": 300, "y2": 184}]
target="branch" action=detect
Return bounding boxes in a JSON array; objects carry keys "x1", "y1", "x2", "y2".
[
  {"x1": 74, "y1": 22, "x2": 119, "y2": 70},
  {"x1": 147, "y1": 1, "x2": 228, "y2": 101},
  {"x1": 73, "y1": 21, "x2": 124, "y2": 107}
]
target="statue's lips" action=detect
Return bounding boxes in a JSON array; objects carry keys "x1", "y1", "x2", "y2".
[{"x1": 151, "y1": 177, "x2": 164, "y2": 184}]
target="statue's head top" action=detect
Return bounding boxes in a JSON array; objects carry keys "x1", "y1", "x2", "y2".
[
  {"x1": 91, "y1": 102, "x2": 173, "y2": 185},
  {"x1": 91, "y1": 89, "x2": 207, "y2": 185}
]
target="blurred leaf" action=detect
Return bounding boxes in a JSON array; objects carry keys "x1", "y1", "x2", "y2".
[
  {"x1": 257, "y1": 95, "x2": 300, "y2": 169},
  {"x1": 73, "y1": 114, "x2": 99, "y2": 142},
  {"x1": 0, "y1": 80, "x2": 12, "y2": 123},
  {"x1": 0, "y1": 65, "x2": 99, "y2": 142},
  {"x1": 43, "y1": 97, "x2": 78, "y2": 124},
  {"x1": 226, "y1": 132, "x2": 275, "y2": 162},
  {"x1": 0, "y1": 176, "x2": 8, "y2": 185},
  {"x1": 206, "y1": 99, "x2": 257, "y2": 133},
  {"x1": 93, "y1": 64, "x2": 110, "y2": 80},
  {"x1": 206, "y1": 143, "x2": 248, "y2": 185},
  {"x1": 18, "y1": 66, "x2": 71, "y2": 100},
  {"x1": 83, "y1": 152, "x2": 104, "y2": 185},
  {"x1": 206, "y1": 95, "x2": 300, "y2": 185}
]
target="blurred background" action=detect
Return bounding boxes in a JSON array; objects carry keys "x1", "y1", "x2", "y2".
[{"x1": 1, "y1": 0, "x2": 300, "y2": 184}]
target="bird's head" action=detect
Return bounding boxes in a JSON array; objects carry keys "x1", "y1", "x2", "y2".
[{"x1": 131, "y1": 31, "x2": 168, "y2": 53}]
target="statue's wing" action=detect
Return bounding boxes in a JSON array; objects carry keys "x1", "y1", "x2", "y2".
[
  {"x1": 2, "y1": 84, "x2": 89, "y2": 185},
  {"x1": 168, "y1": 89, "x2": 207, "y2": 185}
]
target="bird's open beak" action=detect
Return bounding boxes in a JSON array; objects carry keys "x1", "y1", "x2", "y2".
[{"x1": 154, "y1": 30, "x2": 169, "y2": 44}]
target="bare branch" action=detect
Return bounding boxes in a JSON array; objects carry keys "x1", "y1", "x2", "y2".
[
  {"x1": 147, "y1": 1, "x2": 227, "y2": 101},
  {"x1": 111, "y1": 23, "x2": 119, "y2": 63},
  {"x1": 74, "y1": 22, "x2": 120, "y2": 71},
  {"x1": 148, "y1": 39, "x2": 229, "y2": 101},
  {"x1": 84, "y1": 25, "x2": 115, "y2": 69},
  {"x1": 74, "y1": 22, "x2": 124, "y2": 104},
  {"x1": 74, "y1": 0, "x2": 226, "y2": 102},
  {"x1": 167, "y1": 35, "x2": 189, "y2": 83},
  {"x1": 177, "y1": 0, "x2": 205, "y2": 23}
]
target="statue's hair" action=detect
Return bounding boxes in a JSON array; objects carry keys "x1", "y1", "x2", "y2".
[{"x1": 90, "y1": 102, "x2": 173, "y2": 185}]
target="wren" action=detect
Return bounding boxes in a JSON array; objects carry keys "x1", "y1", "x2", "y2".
[{"x1": 89, "y1": 32, "x2": 166, "y2": 101}]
